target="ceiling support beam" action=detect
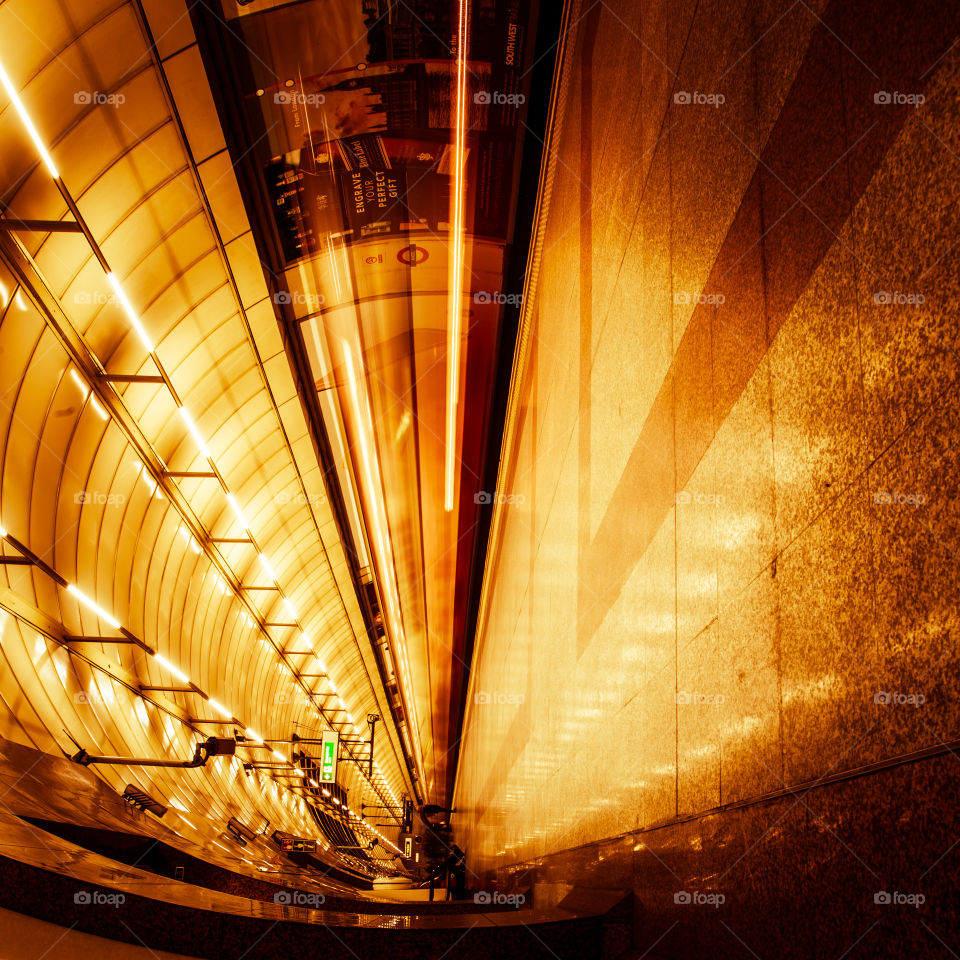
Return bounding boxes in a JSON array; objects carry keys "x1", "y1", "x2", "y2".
[
  {"x1": 0, "y1": 217, "x2": 83, "y2": 233},
  {"x1": 99, "y1": 373, "x2": 165, "y2": 383},
  {"x1": 63, "y1": 635, "x2": 141, "y2": 644}
]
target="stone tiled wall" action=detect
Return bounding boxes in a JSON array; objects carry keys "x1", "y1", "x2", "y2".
[{"x1": 454, "y1": 0, "x2": 960, "y2": 954}]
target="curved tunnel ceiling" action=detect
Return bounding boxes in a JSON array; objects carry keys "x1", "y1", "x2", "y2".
[
  {"x1": 0, "y1": 0, "x2": 548, "y2": 871},
  {"x1": 0, "y1": 0, "x2": 411, "y2": 877}
]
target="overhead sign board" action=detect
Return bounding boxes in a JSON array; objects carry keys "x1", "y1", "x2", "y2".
[{"x1": 320, "y1": 730, "x2": 339, "y2": 784}]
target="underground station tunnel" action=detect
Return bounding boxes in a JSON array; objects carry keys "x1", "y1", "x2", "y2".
[{"x1": 0, "y1": 0, "x2": 958, "y2": 957}]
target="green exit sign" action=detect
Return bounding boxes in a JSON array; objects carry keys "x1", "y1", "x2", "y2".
[{"x1": 320, "y1": 730, "x2": 339, "y2": 783}]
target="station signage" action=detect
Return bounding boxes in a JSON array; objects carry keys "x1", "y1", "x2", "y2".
[{"x1": 320, "y1": 730, "x2": 339, "y2": 784}]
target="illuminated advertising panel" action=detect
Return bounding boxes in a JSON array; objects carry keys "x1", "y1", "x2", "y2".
[{"x1": 212, "y1": 0, "x2": 537, "y2": 264}]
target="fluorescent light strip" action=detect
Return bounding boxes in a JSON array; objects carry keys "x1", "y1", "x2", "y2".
[
  {"x1": 153, "y1": 653, "x2": 190, "y2": 685},
  {"x1": 245, "y1": 728, "x2": 264, "y2": 743},
  {"x1": 69, "y1": 369, "x2": 89, "y2": 398},
  {"x1": 0, "y1": 59, "x2": 59, "y2": 178},
  {"x1": 226, "y1": 493, "x2": 249, "y2": 531},
  {"x1": 178, "y1": 526, "x2": 201, "y2": 555},
  {"x1": 69, "y1": 373, "x2": 117, "y2": 427},
  {"x1": 106, "y1": 273, "x2": 155, "y2": 353},
  {"x1": 207, "y1": 698, "x2": 232, "y2": 719},
  {"x1": 444, "y1": 0, "x2": 470, "y2": 512},
  {"x1": 259, "y1": 553, "x2": 277, "y2": 581},
  {"x1": 178, "y1": 406, "x2": 211, "y2": 460},
  {"x1": 66, "y1": 583, "x2": 120, "y2": 629}
]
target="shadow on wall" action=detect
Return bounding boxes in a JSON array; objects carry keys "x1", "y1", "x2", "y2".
[{"x1": 455, "y1": 0, "x2": 960, "y2": 956}]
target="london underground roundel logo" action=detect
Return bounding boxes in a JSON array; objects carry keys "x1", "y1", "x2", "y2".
[{"x1": 396, "y1": 244, "x2": 429, "y2": 266}]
